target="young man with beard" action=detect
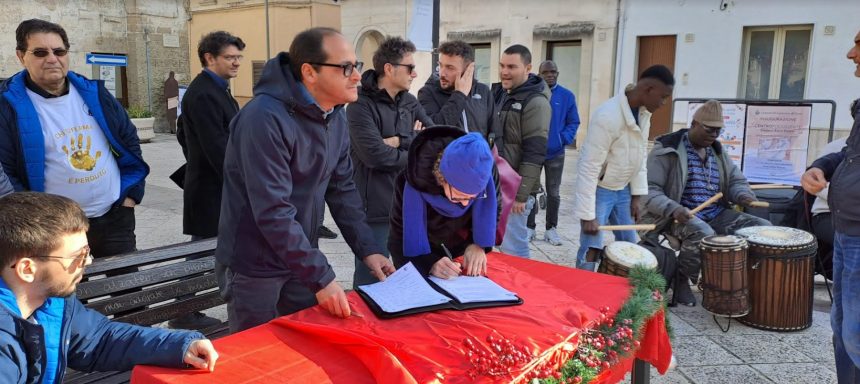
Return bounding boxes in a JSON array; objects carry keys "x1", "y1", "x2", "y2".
[
  {"x1": 418, "y1": 40, "x2": 501, "y2": 142},
  {"x1": 493, "y1": 44, "x2": 551, "y2": 258},
  {"x1": 573, "y1": 65, "x2": 675, "y2": 272},
  {"x1": 0, "y1": 192, "x2": 218, "y2": 383},
  {"x1": 347, "y1": 36, "x2": 432, "y2": 288},
  {"x1": 216, "y1": 27, "x2": 394, "y2": 333}
]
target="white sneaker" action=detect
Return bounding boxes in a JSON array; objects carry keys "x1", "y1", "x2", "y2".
[
  {"x1": 544, "y1": 227, "x2": 563, "y2": 246},
  {"x1": 527, "y1": 228, "x2": 536, "y2": 242}
]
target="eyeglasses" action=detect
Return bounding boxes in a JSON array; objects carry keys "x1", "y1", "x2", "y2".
[
  {"x1": 701, "y1": 124, "x2": 723, "y2": 135},
  {"x1": 26, "y1": 48, "x2": 69, "y2": 58},
  {"x1": 221, "y1": 54, "x2": 244, "y2": 63},
  {"x1": 390, "y1": 63, "x2": 416, "y2": 74},
  {"x1": 9, "y1": 245, "x2": 92, "y2": 269},
  {"x1": 307, "y1": 61, "x2": 363, "y2": 77},
  {"x1": 446, "y1": 183, "x2": 488, "y2": 203}
]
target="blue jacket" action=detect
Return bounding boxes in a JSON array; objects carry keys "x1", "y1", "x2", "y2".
[
  {"x1": 216, "y1": 52, "x2": 383, "y2": 290},
  {"x1": 0, "y1": 278, "x2": 203, "y2": 383},
  {"x1": 545, "y1": 84, "x2": 580, "y2": 159},
  {"x1": 0, "y1": 71, "x2": 149, "y2": 206}
]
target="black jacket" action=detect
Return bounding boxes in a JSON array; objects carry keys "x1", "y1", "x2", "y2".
[
  {"x1": 388, "y1": 127, "x2": 501, "y2": 276},
  {"x1": 178, "y1": 71, "x2": 240, "y2": 237},
  {"x1": 812, "y1": 98, "x2": 860, "y2": 235},
  {"x1": 216, "y1": 52, "x2": 382, "y2": 290},
  {"x1": 347, "y1": 70, "x2": 433, "y2": 224},
  {"x1": 417, "y1": 75, "x2": 502, "y2": 143}
]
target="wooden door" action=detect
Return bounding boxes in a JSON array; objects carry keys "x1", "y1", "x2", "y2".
[{"x1": 637, "y1": 35, "x2": 676, "y2": 140}]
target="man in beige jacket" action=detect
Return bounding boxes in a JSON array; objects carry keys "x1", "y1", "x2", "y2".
[{"x1": 573, "y1": 65, "x2": 674, "y2": 271}]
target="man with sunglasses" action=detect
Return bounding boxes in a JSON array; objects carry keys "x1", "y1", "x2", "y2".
[
  {"x1": 0, "y1": 192, "x2": 218, "y2": 383},
  {"x1": 347, "y1": 36, "x2": 433, "y2": 289},
  {"x1": 0, "y1": 19, "x2": 148, "y2": 260},
  {"x1": 641, "y1": 99, "x2": 767, "y2": 306},
  {"x1": 216, "y1": 27, "x2": 394, "y2": 333}
]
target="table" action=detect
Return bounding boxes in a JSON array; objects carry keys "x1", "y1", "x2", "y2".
[{"x1": 132, "y1": 253, "x2": 672, "y2": 383}]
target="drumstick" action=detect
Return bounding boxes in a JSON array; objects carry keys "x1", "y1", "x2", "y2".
[
  {"x1": 597, "y1": 224, "x2": 656, "y2": 231},
  {"x1": 689, "y1": 192, "x2": 724, "y2": 215},
  {"x1": 749, "y1": 184, "x2": 793, "y2": 190},
  {"x1": 747, "y1": 201, "x2": 770, "y2": 208}
]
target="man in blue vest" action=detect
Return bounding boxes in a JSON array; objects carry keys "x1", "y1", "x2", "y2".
[{"x1": 0, "y1": 19, "x2": 148, "y2": 259}]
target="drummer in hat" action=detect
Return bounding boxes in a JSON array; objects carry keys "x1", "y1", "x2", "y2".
[{"x1": 639, "y1": 99, "x2": 770, "y2": 306}]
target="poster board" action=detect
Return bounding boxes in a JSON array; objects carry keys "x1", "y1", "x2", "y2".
[
  {"x1": 687, "y1": 103, "x2": 746, "y2": 166},
  {"x1": 741, "y1": 104, "x2": 812, "y2": 186}
]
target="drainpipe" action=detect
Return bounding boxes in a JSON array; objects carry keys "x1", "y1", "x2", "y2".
[
  {"x1": 144, "y1": 27, "x2": 153, "y2": 112},
  {"x1": 612, "y1": 0, "x2": 626, "y2": 94},
  {"x1": 265, "y1": 0, "x2": 271, "y2": 59}
]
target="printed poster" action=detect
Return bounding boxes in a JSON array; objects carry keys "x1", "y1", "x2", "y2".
[
  {"x1": 687, "y1": 102, "x2": 746, "y2": 166},
  {"x1": 742, "y1": 105, "x2": 812, "y2": 186}
]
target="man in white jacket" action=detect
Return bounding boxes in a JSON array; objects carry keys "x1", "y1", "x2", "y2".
[{"x1": 573, "y1": 65, "x2": 674, "y2": 271}]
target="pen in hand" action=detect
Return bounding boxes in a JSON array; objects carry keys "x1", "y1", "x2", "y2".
[{"x1": 439, "y1": 243, "x2": 462, "y2": 279}]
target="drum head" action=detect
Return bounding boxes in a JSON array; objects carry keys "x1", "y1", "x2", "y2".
[
  {"x1": 735, "y1": 226, "x2": 814, "y2": 247},
  {"x1": 701, "y1": 235, "x2": 747, "y2": 248},
  {"x1": 604, "y1": 241, "x2": 658, "y2": 269}
]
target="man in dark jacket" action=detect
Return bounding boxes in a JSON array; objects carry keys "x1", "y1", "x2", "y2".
[
  {"x1": 801, "y1": 29, "x2": 860, "y2": 383},
  {"x1": 216, "y1": 27, "x2": 394, "y2": 333},
  {"x1": 0, "y1": 192, "x2": 218, "y2": 383},
  {"x1": 178, "y1": 31, "x2": 244, "y2": 240},
  {"x1": 493, "y1": 45, "x2": 551, "y2": 258},
  {"x1": 173, "y1": 31, "x2": 244, "y2": 330},
  {"x1": 418, "y1": 40, "x2": 501, "y2": 142},
  {"x1": 0, "y1": 19, "x2": 149, "y2": 258},
  {"x1": 347, "y1": 36, "x2": 432, "y2": 288}
]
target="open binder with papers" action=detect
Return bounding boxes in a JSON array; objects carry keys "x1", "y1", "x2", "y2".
[{"x1": 355, "y1": 262, "x2": 523, "y2": 319}]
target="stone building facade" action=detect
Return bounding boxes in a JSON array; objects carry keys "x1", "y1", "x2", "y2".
[{"x1": 0, "y1": 0, "x2": 190, "y2": 133}]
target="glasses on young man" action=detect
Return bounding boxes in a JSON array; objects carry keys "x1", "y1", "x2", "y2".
[
  {"x1": 27, "y1": 48, "x2": 69, "y2": 58},
  {"x1": 390, "y1": 63, "x2": 416, "y2": 74},
  {"x1": 446, "y1": 184, "x2": 488, "y2": 203},
  {"x1": 221, "y1": 54, "x2": 244, "y2": 63},
  {"x1": 9, "y1": 245, "x2": 92, "y2": 269},
  {"x1": 308, "y1": 61, "x2": 364, "y2": 77}
]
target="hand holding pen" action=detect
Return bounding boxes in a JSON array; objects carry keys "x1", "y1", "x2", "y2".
[{"x1": 430, "y1": 243, "x2": 462, "y2": 279}]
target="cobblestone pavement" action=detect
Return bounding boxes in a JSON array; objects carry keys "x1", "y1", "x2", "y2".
[{"x1": 138, "y1": 134, "x2": 836, "y2": 383}]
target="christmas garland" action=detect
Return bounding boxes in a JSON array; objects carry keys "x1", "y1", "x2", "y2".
[
  {"x1": 461, "y1": 266, "x2": 671, "y2": 383},
  {"x1": 532, "y1": 266, "x2": 672, "y2": 383}
]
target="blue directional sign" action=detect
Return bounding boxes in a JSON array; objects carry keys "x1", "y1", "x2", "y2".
[{"x1": 85, "y1": 53, "x2": 127, "y2": 67}]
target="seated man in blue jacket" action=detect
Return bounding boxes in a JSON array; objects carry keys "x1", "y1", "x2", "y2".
[
  {"x1": 0, "y1": 192, "x2": 218, "y2": 383},
  {"x1": 0, "y1": 19, "x2": 149, "y2": 259}
]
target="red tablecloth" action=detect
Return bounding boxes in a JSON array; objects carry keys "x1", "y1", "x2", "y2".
[{"x1": 132, "y1": 253, "x2": 672, "y2": 383}]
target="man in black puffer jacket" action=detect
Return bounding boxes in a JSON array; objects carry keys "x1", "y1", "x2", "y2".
[{"x1": 347, "y1": 36, "x2": 432, "y2": 288}]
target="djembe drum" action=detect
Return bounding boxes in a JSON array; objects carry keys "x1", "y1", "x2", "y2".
[
  {"x1": 735, "y1": 226, "x2": 817, "y2": 331},
  {"x1": 597, "y1": 241, "x2": 658, "y2": 278},
  {"x1": 699, "y1": 235, "x2": 750, "y2": 322}
]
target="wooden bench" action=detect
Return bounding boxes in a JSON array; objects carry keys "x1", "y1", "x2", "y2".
[{"x1": 64, "y1": 238, "x2": 227, "y2": 384}]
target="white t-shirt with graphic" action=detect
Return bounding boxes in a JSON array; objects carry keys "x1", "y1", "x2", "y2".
[{"x1": 26, "y1": 84, "x2": 121, "y2": 217}]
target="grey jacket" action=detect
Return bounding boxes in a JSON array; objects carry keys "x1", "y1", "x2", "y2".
[{"x1": 641, "y1": 129, "x2": 756, "y2": 234}]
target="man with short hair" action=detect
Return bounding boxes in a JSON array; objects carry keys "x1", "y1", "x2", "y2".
[
  {"x1": 574, "y1": 65, "x2": 675, "y2": 271},
  {"x1": 216, "y1": 27, "x2": 395, "y2": 333},
  {"x1": 527, "y1": 60, "x2": 580, "y2": 246},
  {"x1": 172, "y1": 30, "x2": 245, "y2": 330},
  {"x1": 0, "y1": 192, "x2": 218, "y2": 383},
  {"x1": 418, "y1": 40, "x2": 500, "y2": 141},
  {"x1": 347, "y1": 36, "x2": 432, "y2": 288},
  {"x1": 0, "y1": 19, "x2": 149, "y2": 258},
  {"x1": 493, "y1": 44, "x2": 551, "y2": 258},
  {"x1": 801, "y1": 29, "x2": 860, "y2": 382},
  {"x1": 642, "y1": 99, "x2": 768, "y2": 306}
]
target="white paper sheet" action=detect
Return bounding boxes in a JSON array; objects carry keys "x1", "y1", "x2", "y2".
[
  {"x1": 358, "y1": 262, "x2": 451, "y2": 313},
  {"x1": 428, "y1": 275, "x2": 518, "y2": 304}
]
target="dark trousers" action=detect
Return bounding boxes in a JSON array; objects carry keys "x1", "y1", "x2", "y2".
[
  {"x1": 812, "y1": 213, "x2": 835, "y2": 280},
  {"x1": 215, "y1": 262, "x2": 318, "y2": 334},
  {"x1": 353, "y1": 222, "x2": 390, "y2": 289},
  {"x1": 87, "y1": 205, "x2": 137, "y2": 258},
  {"x1": 527, "y1": 154, "x2": 565, "y2": 230}
]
